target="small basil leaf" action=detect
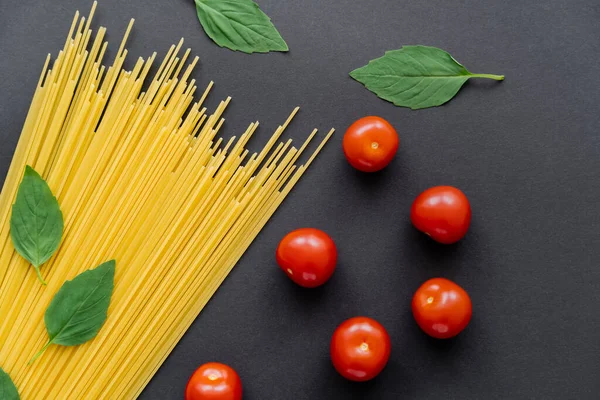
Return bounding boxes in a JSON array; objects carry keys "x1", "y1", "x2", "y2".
[
  {"x1": 10, "y1": 165, "x2": 64, "y2": 284},
  {"x1": 195, "y1": 0, "x2": 288, "y2": 54},
  {"x1": 350, "y1": 46, "x2": 504, "y2": 110},
  {"x1": 30, "y1": 260, "x2": 116, "y2": 364},
  {"x1": 0, "y1": 367, "x2": 20, "y2": 400}
]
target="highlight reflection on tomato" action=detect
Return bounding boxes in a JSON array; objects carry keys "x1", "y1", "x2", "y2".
[
  {"x1": 343, "y1": 116, "x2": 399, "y2": 172},
  {"x1": 276, "y1": 228, "x2": 337, "y2": 288},
  {"x1": 330, "y1": 316, "x2": 391, "y2": 381},
  {"x1": 412, "y1": 278, "x2": 472, "y2": 339},
  {"x1": 185, "y1": 362, "x2": 242, "y2": 400}
]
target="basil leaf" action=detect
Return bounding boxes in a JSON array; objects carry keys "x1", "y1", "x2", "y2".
[
  {"x1": 0, "y1": 368, "x2": 20, "y2": 400},
  {"x1": 30, "y1": 260, "x2": 116, "y2": 364},
  {"x1": 350, "y1": 46, "x2": 504, "y2": 110},
  {"x1": 194, "y1": 0, "x2": 288, "y2": 54},
  {"x1": 10, "y1": 165, "x2": 64, "y2": 285}
]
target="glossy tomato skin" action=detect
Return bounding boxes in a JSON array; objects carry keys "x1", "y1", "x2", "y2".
[
  {"x1": 330, "y1": 317, "x2": 391, "y2": 382},
  {"x1": 412, "y1": 278, "x2": 472, "y2": 339},
  {"x1": 343, "y1": 116, "x2": 399, "y2": 172},
  {"x1": 276, "y1": 228, "x2": 337, "y2": 288},
  {"x1": 185, "y1": 362, "x2": 242, "y2": 400},
  {"x1": 411, "y1": 186, "x2": 471, "y2": 244}
]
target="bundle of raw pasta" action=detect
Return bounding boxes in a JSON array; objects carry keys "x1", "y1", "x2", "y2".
[{"x1": 0, "y1": 2, "x2": 332, "y2": 398}]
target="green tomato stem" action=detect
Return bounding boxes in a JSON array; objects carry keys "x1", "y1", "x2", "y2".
[
  {"x1": 29, "y1": 340, "x2": 52, "y2": 365},
  {"x1": 470, "y1": 73, "x2": 505, "y2": 81},
  {"x1": 33, "y1": 265, "x2": 47, "y2": 285}
]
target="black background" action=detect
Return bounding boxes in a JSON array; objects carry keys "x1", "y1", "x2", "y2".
[{"x1": 1, "y1": 0, "x2": 599, "y2": 399}]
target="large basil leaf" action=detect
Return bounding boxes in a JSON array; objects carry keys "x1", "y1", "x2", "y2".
[
  {"x1": 10, "y1": 165, "x2": 64, "y2": 285},
  {"x1": 350, "y1": 46, "x2": 504, "y2": 110},
  {"x1": 0, "y1": 367, "x2": 19, "y2": 400},
  {"x1": 30, "y1": 260, "x2": 116, "y2": 364},
  {"x1": 195, "y1": 0, "x2": 288, "y2": 53}
]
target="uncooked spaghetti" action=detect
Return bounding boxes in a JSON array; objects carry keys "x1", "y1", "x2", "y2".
[{"x1": 0, "y1": 2, "x2": 333, "y2": 398}]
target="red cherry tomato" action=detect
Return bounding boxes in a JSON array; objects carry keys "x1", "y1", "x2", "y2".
[
  {"x1": 185, "y1": 362, "x2": 242, "y2": 400},
  {"x1": 276, "y1": 228, "x2": 337, "y2": 288},
  {"x1": 343, "y1": 116, "x2": 399, "y2": 172},
  {"x1": 412, "y1": 278, "x2": 472, "y2": 339},
  {"x1": 330, "y1": 317, "x2": 391, "y2": 381},
  {"x1": 410, "y1": 186, "x2": 471, "y2": 244}
]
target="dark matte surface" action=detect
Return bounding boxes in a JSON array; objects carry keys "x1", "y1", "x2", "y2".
[{"x1": 1, "y1": 0, "x2": 600, "y2": 399}]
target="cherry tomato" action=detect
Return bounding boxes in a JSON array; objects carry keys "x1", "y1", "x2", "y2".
[
  {"x1": 185, "y1": 362, "x2": 242, "y2": 400},
  {"x1": 412, "y1": 278, "x2": 472, "y2": 339},
  {"x1": 343, "y1": 116, "x2": 399, "y2": 172},
  {"x1": 276, "y1": 228, "x2": 337, "y2": 288},
  {"x1": 330, "y1": 317, "x2": 391, "y2": 381},
  {"x1": 410, "y1": 186, "x2": 471, "y2": 244}
]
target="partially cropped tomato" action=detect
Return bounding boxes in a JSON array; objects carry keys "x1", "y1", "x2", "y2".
[
  {"x1": 410, "y1": 186, "x2": 471, "y2": 244},
  {"x1": 343, "y1": 116, "x2": 399, "y2": 172},
  {"x1": 330, "y1": 317, "x2": 391, "y2": 381},
  {"x1": 412, "y1": 278, "x2": 472, "y2": 339},
  {"x1": 185, "y1": 362, "x2": 242, "y2": 400},
  {"x1": 276, "y1": 228, "x2": 337, "y2": 288}
]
